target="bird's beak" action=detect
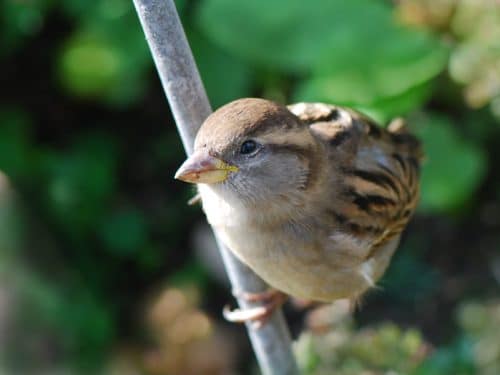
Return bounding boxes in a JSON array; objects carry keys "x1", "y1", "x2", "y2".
[{"x1": 174, "y1": 150, "x2": 238, "y2": 184}]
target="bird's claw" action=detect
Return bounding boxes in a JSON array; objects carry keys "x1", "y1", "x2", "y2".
[
  {"x1": 187, "y1": 193, "x2": 202, "y2": 206},
  {"x1": 223, "y1": 305, "x2": 272, "y2": 329},
  {"x1": 223, "y1": 289, "x2": 287, "y2": 329}
]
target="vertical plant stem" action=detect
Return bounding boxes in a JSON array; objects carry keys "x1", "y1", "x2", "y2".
[{"x1": 131, "y1": 0, "x2": 299, "y2": 374}]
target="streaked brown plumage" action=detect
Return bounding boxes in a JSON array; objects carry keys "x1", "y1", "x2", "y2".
[{"x1": 176, "y1": 98, "x2": 422, "y2": 316}]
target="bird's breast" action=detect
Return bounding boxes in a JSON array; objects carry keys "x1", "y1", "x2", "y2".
[
  {"x1": 198, "y1": 185, "x2": 275, "y2": 261},
  {"x1": 198, "y1": 185, "x2": 394, "y2": 301}
]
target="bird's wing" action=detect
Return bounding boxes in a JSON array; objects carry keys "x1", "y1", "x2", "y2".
[{"x1": 288, "y1": 102, "x2": 422, "y2": 261}]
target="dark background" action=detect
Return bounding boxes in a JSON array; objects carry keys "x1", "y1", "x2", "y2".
[{"x1": 0, "y1": 0, "x2": 499, "y2": 374}]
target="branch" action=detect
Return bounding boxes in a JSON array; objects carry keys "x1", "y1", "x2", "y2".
[{"x1": 131, "y1": 1, "x2": 299, "y2": 373}]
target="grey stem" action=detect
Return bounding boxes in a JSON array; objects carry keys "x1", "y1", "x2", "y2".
[{"x1": 131, "y1": 0, "x2": 299, "y2": 374}]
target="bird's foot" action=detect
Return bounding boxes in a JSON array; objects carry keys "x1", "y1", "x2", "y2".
[
  {"x1": 187, "y1": 193, "x2": 202, "y2": 206},
  {"x1": 223, "y1": 289, "x2": 287, "y2": 329}
]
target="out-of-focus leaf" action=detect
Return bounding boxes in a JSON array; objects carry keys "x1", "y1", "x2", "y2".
[
  {"x1": 415, "y1": 114, "x2": 487, "y2": 214},
  {"x1": 98, "y1": 208, "x2": 148, "y2": 256},
  {"x1": 137, "y1": 244, "x2": 164, "y2": 272},
  {"x1": 198, "y1": 0, "x2": 447, "y2": 118},
  {"x1": 60, "y1": 0, "x2": 132, "y2": 28},
  {"x1": 58, "y1": 33, "x2": 123, "y2": 99},
  {"x1": 174, "y1": 0, "x2": 188, "y2": 16},
  {"x1": 14, "y1": 271, "x2": 114, "y2": 371},
  {"x1": 457, "y1": 301, "x2": 490, "y2": 336},
  {"x1": 451, "y1": 0, "x2": 498, "y2": 39},
  {"x1": 188, "y1": 29, "x2": 253, "y2": 108},
  {"x1": 293, "y1": 14, "x2": 447, "y2": 117},
  {"x1": 415, "y1": 337, "x2": 475, "y2": 375},
  {"x1": 197, "y1": 0, "x2": 388, "y2": 72},
  {"x1": 42, "y1": 134, "x2": 118, "y2": 238},
  {"x1": 301, "y1": 78, "x2": 434, "y2": 124},
  {"x1": 0, "y1": 0, "x2": 53, "y2": 56},
  {"x1": 197, "y1": 0, "x2": 447, "y2": 91},
  {"x1": 397, "y1": 0, "x2": 500, "y2": 114},
  {"x1": 449, "y1": 37, "x2": 500, "y2": 109},
  {"x1": 455, "y1": 300, "x2": 500, "y2": 374},
  {"x1": 58, "y1": 0, "x2": 151, "y2": 106},
  {"x1": 0, "y1": 109, "x2": 36, "y2": 180},
  {"x1": 295, "y1": 316, "x2": 430, "y2": 375},
  {"x1": 381, "y1": 249, "x2": 441, "y2": 303},
  {"x1": 169, "y1": 261, "x2": 210, "y2": 288},
  {"x1": 364, "y1": 81, "x2": 434, "y2": 123}
]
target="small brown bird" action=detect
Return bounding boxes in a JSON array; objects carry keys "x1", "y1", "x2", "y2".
[{"x1": 175, "y1": 98, "x2": 422, "y2": 324}]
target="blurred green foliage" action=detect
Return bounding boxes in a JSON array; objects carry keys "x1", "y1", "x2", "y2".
[
  {"x1": 295, "y1": 300, "x2": 500, "y2": 375},
  {"x1": 415, "y1": 114, "x2": 487, "y2": 213},
  {"x1": 296, "y1": 320, "x2": 429, "y2": 374},
  {"x1": 198, "y1": 0, "x2": 448, "y2": 121},
  {"x1": 0, "y1": 0, "x2": 499, "y2": 373}
]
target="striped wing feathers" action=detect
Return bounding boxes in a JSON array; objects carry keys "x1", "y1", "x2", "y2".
[{"x1": 290, "y1": 102, "x2": 422, "y2": 257}]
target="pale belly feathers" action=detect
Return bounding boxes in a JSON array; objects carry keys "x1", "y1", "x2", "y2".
[{"x1": 198, "y1": 185, "x2": 399, "y2": 301}]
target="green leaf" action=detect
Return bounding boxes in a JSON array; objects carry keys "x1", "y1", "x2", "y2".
[
  {"x1": 197, "y1": 0, "x2": 388, "y2": 72},
  {"x1": 381, "y1": 250, "x2": 441, "y2": 303},
  {"x1": 415, "y1": 115, "x2": 487, "y2": 214},
  {"x1": 58, "y1": 33, "x2": 124, "y2": 99},
  {"x1": 0, "y1": 108, "x2": 36, "y2": 180},
  {"x1": 298, "y1": 77, "x2": 434, "y2": 123},
  {"x1": 292, "y1": 9, "x2": 447, "y2": 117},
  {"x1": 18, "y1": 274, "x2": 115, "y2": 373},
  {"x1": 43, "y1": 134, "x2": 118, "y2": 238},
  {"x1": 169, "y1": 261, "x2": 210, "y2": 288},
  {"x1": 188, "y1": 29, "x2": 253, "y2": 108},
  {"x1": 57, "y1": 0, "x2": 151, "y2": 106},
  {"x1": 197, "y1": 0, "x2": 447, "y2": 79},
  {"x1": 415, "y1": 337, "x2": 476, "y2": 375},
  {"x1": 198, "y1": 0, "x2": 316, "y2": 72},
  {"x1": 98, "y1": 208, "x2": 149, "y2": 256},
  {"x1": 361, "y1": 81, "x2": 434, "y2": 122},
  {"x1": 312, "y1": 28, "x2": 447, "y2": 98},
  {"x1": 0, "y1": 0, "x2": 54, "y2": 56},
  {"x1": 198, "y1": 0, "x2": 447, "y2": 117}
]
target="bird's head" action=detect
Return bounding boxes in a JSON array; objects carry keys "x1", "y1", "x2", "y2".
[{"x1": 175, "y1": 98, "x2": 318, "y2": 205}]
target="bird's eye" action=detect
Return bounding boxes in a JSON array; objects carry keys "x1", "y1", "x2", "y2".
[{"x1": 240, "y1": 140, "x2": 258, "y2": 155}]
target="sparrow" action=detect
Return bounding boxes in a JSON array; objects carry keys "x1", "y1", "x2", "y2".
[{"x1": 175, "y1": 98, "x2": 422, "y2": 325}]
